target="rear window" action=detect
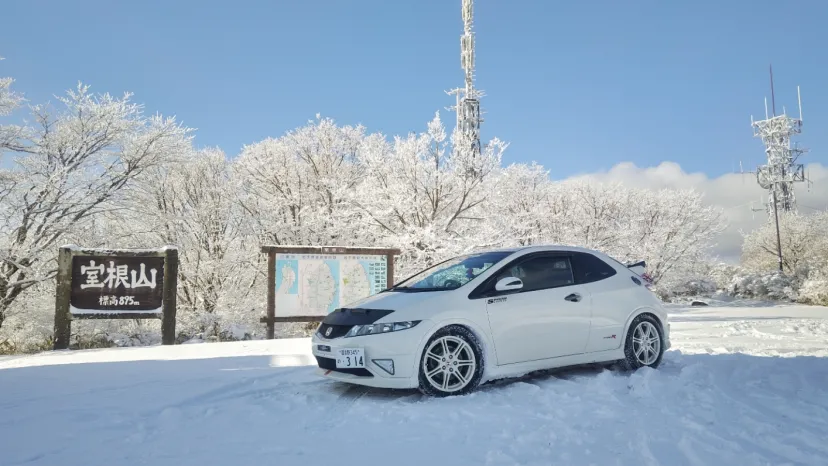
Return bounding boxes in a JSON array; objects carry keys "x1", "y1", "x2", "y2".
[{"x1": 571, "y1": 252, "x2": 617, "y2": 284}]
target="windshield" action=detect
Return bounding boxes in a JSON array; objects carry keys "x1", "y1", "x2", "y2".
[{"x1": 391, "y1": 250, "x2": 513, "y2": 291}]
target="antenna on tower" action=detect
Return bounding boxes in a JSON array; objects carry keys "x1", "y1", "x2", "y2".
[
  {"x1": 770, "y1": 64, "x2": 776, "y2": 117},
  {"x1": 748, "y1": 66, "x2": 813, "y2": 271},
  {"x1": 447, "y1": 0, "x2": 483, "y2": 163},
  {"x1": 798, "y1": 85, "x2": 803, "y2": 121}
]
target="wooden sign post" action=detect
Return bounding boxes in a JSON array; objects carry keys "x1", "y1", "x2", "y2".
[
  {"x1": 260, "y1": 245, "x2": 401, "y2": 339},
  {"x1": 53, "y1": 245, "x2": 179, "y2": 350}
]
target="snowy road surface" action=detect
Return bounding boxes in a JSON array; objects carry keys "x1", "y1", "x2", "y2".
[{"x1": 2, "y1": 302, "x2": 828, "y2": 466}]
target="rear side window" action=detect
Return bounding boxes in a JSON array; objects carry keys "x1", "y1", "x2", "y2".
[{"x1": 571, "y1": 252, "x2": 617, "y2": 284}]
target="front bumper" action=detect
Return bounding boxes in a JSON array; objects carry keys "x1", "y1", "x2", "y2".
[{"x1": 310, "y1": 320, "x2": 433, "y2": 389}]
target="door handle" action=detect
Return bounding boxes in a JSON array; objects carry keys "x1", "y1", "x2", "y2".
[{"x1": 564, "y1": 293, "x2": 581, "y2": 302}]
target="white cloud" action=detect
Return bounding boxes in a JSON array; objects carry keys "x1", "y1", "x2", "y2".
[{"x1": 559, "y1": 161, "x2": 828, "y2": 263}]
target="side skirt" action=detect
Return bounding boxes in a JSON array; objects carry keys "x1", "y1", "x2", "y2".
[{"x1": 481, "y1": 348, "x2": 626, "y2": 384}]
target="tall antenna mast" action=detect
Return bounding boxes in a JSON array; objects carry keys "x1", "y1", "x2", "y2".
[
  {"x1": 770, "y1": 64, "x2": 777, "y2": 116},
  {"x1": 447, "y1": 0, "x2": 483, "y2": 160},
  {"x1": 748, "y1": 66, "x2": 810, "y2": 270}
]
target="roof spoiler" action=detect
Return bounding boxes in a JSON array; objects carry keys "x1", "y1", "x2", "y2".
[{"x1": 625, "y1": 260, "x2": 653, "y2": 286}]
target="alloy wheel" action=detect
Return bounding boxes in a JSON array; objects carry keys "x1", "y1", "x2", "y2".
[
  {"x1": 422, "y1": 335, "x2": 477, "y2": 393},
  {"x1": 632, "y1": 321, "x2": 661, "y2": 366}
]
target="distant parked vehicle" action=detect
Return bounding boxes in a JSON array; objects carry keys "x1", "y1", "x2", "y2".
[{"x1": 312, "y1": 245, "x2": 670, "y2": 397}]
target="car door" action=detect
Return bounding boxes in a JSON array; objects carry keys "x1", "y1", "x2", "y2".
[
  {"x1": 570, "y1": 251, "x2": 631, "y2": 353},
  {"x1": 482, "y1": 253, "x2": 592, "y2": 365}
]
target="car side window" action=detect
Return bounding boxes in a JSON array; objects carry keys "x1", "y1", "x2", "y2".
[
  {"x1": 571, "y1": 252, "x2": 617, "y2": 284},
  {"x1": 494, "y1": 255, "x2": 575, "y2": 292}
]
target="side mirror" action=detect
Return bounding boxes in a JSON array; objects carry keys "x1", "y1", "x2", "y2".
[{"x1": 495, "y1": 277, "x2": 523, "y2": 292}]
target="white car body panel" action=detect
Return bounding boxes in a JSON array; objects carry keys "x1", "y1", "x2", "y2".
[
  {"x1": 485, "y1": 284, "x2": 591, "y2": 365},
  {"x1": 310, "y1": 245, "x2": 671, "y2": 391},
  {"x1": 583, "y1": 273, "x2": 639, "y2": 352}
]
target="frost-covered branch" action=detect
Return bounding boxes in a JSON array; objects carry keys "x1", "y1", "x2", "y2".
[{"x1": 0, "y1": 82, "x2": 193, "y2": 329}]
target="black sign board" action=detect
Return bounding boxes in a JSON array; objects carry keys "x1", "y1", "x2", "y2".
[
  {"x1": 53, "y1": 246, "x2": 179, "y2": 350},
  {"x1": 70, "y1": 256, "x2": 165, "y2": 313}
]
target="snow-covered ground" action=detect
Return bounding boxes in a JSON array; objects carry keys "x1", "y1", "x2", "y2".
[{"x1": 2, "y1": 302, "x2": 828, "y2": 466}]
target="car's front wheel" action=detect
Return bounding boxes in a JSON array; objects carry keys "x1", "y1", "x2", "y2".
[
  {"x1": 620, "y1": 314, "x2": 665, "y2": 370},
  {"x1": 417, "y1": 325, "x2": 484, "y2": 397}
]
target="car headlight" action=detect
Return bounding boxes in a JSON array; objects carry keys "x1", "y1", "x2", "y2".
[{"x1": 344, "y1": 321, "x2": 421, "y2": 338}]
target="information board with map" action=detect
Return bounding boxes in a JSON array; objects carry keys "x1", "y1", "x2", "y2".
[
  {"x1": 260, "y1": 246, "x2": 401, "y2": 338},
  {"x1": 274, "y1": 253, "x2": 388, "y2": 316}
]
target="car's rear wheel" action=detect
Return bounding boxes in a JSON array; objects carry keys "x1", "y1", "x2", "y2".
[
  {"x1": 417, "y1": 325, "x2": 483, "y2": 397},
  {"x1": 620, "y1": 314, "x2": 664, "y2": 370}
]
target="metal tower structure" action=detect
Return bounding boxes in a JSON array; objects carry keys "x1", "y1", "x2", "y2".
[
  {"x1": 447, "y1": 0, "x2": 483, "y2": 158},
  {"x1": 749, "y1": 65, "x2": 808, "y2": 218},
  {"x1": 744, "y1": 66, "x2": 810, "y2": 272}
]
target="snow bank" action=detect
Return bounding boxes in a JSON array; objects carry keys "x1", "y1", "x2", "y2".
[
  {"x1": 1, "y1": 303, "x2": 827, "y2": 465},
  {"x1": 658, "y1": 258, "x2": 828, "y2": 309},
  {"x1": 727, "y1": 271, "x2": 799, "y2": 301},
  {"x1": 0, "y1": 338, "x2": 313, "y2": 370},
  {"x1": 800, "y1": 275, "x2": 828, "y2": 306}
]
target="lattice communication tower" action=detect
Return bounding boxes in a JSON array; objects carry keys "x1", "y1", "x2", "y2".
[
  {"x1": 749, "y1": 66, "x2": 809, "y2": 219},
  {"x1": 447, "y1": 0, "x2": 483, "y2": 158}
]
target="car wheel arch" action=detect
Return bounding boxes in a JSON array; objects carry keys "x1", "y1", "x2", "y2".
[
  {"x1": 412, "y1": 319, "x2": 494, "y2": 376},
  {"x1": 622, "y1": 307, "x2": 666, "y2": 340}
]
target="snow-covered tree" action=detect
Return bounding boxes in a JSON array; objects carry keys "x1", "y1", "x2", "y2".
[
  {"x1": 0, "y1": 76, "x2": 20, "y2": 116},
  {"x1": 486, "y1": 162, "x2": 557, "y2": 247},
  {"x1": 354, "y1": 112, "x2": 506, "y2": 276},
  {"x1": 0, "y1": 83, "x2": 193, "y2": 331},
  {"x1": 622, "y1": 187, "x2": 725, "y2": 284},
  {"x1": 0, "y1": 90, "x2": 734, "y2": 349},
  {"x1": 234, "y1": 115, "x2": 367, "y2": 247},
  {"x1": 100, "y1": 148, "x2": 261, "y2": 338},
  {"x1": 0, "y1": 58, "x2": 23, "y2": 149},
  {"x1": 740, "y1": 211, "x2": 828, "y2": 274},
  {"x1": 540, "y1": 180, "x2": 725, "y2": 285},
  {"x1": 547, "y1": 180, "x2": 634, "y2": 253},
  {"x1": 710, "y1": 212, "x2": 828, "y2": 305}
]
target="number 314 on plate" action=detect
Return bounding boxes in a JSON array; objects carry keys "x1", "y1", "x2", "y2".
[{"x1": 336, "y1": 348, "x2": 365, "y2": 368}]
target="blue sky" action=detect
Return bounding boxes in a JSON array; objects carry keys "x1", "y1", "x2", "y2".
[{"x1": 2, "y1": 0, "x2": 827, "y2": 180}]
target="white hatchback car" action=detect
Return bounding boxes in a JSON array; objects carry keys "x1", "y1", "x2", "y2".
[{"x1": 311, "y1": 245, "x2": 670, "y2": 397}]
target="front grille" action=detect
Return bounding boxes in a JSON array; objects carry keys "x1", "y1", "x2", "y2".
[
  {"x1": 317, "y1": 323, "x2": 353, "y2": 339},
  {"x1": 315, "y1": 356, "x2": 373, "y2": 377}
]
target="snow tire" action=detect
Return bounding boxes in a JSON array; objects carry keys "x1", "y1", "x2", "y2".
[
  {"x1": 619, "y1": 313, "x2": 665, "y2": 371},
  {"x1": 417, "y1": 325, "x2": 484, "y2": 397}
]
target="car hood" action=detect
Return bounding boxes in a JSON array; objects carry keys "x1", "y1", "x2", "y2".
[{"x1": 342, "y1": 289, "x2": 448, "y2": 314}]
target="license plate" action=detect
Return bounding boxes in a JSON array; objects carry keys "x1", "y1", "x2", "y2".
[{"x1": 335, "y1": 348, "x2": 365, "y2": 368}]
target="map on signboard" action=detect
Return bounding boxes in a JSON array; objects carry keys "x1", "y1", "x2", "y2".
[{"x1": 274, "y1": 254, "x2": 388, "y2": 316}]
